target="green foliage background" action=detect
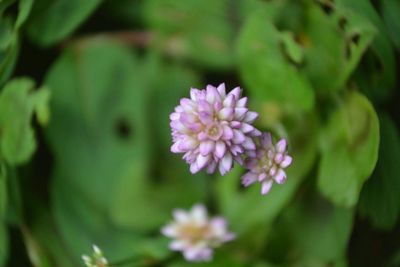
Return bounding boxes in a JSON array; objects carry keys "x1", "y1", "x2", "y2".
[{"x1": 0, "y1": 0, "x2": 399, "y2": 266}]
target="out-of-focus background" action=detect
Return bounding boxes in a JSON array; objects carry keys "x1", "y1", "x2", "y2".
[{"x1": 0, "y1": 0, "x2": 399, "y2": 266}]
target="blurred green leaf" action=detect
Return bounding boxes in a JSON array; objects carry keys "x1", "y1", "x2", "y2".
[
  {"x1": 144, "y1": 0, "x2": 235, "y2": 69},
  {"x1": 237, "y1": 11, "x2": 314, "y2": 111},
  {"x1": 4, "y1": 166, "x2": 22, "y2": 225},
  {"x1": 44, "y1": 39, "x2": 153, "y2": 262},
  {"x1": 280, "y1": 31, "x2": 304, "y2": 64},
  {"x1": 0, "y1": 0, "x2": 33, "y2": 85},
  {"x1": 318, "y1": 91, "x2": 379, "y2": 207},
  {"x1": 22, "y1": 226, "x2": 53, "y2": 267},
  {"x1": 16, "y1": 0, "x2": 34, "y2": 29},
  {"x1": 282, "y1": 191, "x2": 354, "y2": 263},
  {"x1": 381, "y1": 0, "x2": 400, "y2": 50},
  {"x1": 358, "y1": 114, "x2": 400, "y2": 230},
  {"x1": 302, "y1": 4, "x2": 376, "y2": 93},
  {"x1": 0, "y1": 78, "x2": 50, "y2": 165},
  {"x1": 0, "y1": 164, "x2": 5, "y2": 218},
  {"x1": 336, "y1": 0, "x2": 396, "y2": 102},
  {"x1": 44, "y1": 38, "x2": 205, "y2": 264},
  {"x1": 28, "y1": 200, "x2": 81, "y2": 267},
  {"x1": 27, "y1": 0, "x2": 102, "y2": 46},
  {"x1": 0, "y1": 224, "x2": 8, "y2": 267},
  {"x1": 387, "y1": 249, "x2": 400, "y2": 267},
  {"x1": 0, "y1": 18, "x2": 18, "y2": 85}
]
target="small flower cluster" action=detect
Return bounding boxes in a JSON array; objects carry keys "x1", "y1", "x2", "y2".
[
  {"x1": 82, "y1": 245, "x2": 109, "y2": 267},
  {"x1": 170, "y1": 83, "x2": 292, "y2": 195},
  {"x1": 161, "y1": 204, "x2": 235, "y2": 262},
  {"x1": 242, "y1": 133, "x2": 292, "y2": 195}
]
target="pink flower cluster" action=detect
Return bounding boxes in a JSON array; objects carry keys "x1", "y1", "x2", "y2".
[
  {"x1": 170, "y1": 83, "x2": 292, "y2": 194},
  {"x1": 170, "y1": 83, "x2": 260, "y2": 175}
]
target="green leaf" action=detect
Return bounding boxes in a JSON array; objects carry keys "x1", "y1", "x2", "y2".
[
  {"x1": 0, "y1": 17, "x2": 18, "y2": 85},
  {"x1": 280, "y1": 31, "x2": 304, "y2": 64},
  {"x1": 0, "y1": 224, "x2": 8, "y2": 267},
  {"x1": 0, "y1": 164, "x2": 5, "y2": 218},
  {"x1": 282, "y1": 192, "x2": 354, "y2": 263},
  {"x1": 16, "y1": 0, "x2": 34, "y2": 29},
  {"x1": 144, "y1": 0, "x2": 235, "y2": 69},
  {"x1": 318, "y1": 91, "x2": 380, "y2": 207},
  {"x1": 358, "y1": 114, "x2": 400, "y2": 230},
  {"x1": 28, "y1": 200, "x2": 82, "y2": 267},
  {"x1": 0, "y1": 0, "x2": 33, "y2": 84},
  {"x1": 237, "y1": 11, "x2": 314, "y2": 111},
  {"x1": 381, "y1": 0, "x2": 400, "y2": 50},
  {"x1": 0, "y1": 78, "x2": 50, "y2": 165},
  {"x1": 44, "y1": 39, "x2": 205, "y2": 264},
  {"x1": 4, "y1": 166, "x2": 22, "y2": 225},
  {"x1": 302, "y1": 4, "x2": 376, "y2": 93},
  {"x1": 26, "y1": 0, "x2": 102, "y2": 46},
  {"x1": 336, "y1": 0, "x2": 396, "y2": 102}
]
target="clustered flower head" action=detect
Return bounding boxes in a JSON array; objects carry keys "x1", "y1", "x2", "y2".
[
  {"x1": 170, "y1": 83, "x2": 261, "y2": 175},
  {"x1": 241, "y1": 133, "x2": 292, "y2": 195},
  {"x1": 161, "y1": 204, "x2": 235, "y2": 262},
  {"x1": 82, "y1": 245, "x2": 109, "y2": 267}
]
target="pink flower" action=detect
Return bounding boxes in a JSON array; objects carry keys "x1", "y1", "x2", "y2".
[
  {"x1": 170, "y1": 83, "x2": 260, "y2": 175},
  {"x1": 241, "y1": 133, "x2": 292, "y2": 195},
  {"x1": 161, "y1": 204, "x2": 235, "y2": 262}
]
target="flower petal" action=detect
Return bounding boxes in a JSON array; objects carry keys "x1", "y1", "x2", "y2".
[
  {"x1": 276, "y1": 139, "x2": 287, "y2": 153},
  {"x1": 241, "y1": 172, "x2": 257, "y2": 186},
  {"x1": 261, "y1": 180, "x2": 273, "y2": 195},
  {"x1": 219, "y1": 153, "x2": 233, "y2": 175},
  {"x1": 199, "y1": 111, "x2": 213, "y2": 125},
  {"x1": 173, "y1": 209, "x2": 190, "y2": 223},
  {"x1": 223, "y1": 94, "x2": 235, "y2": 108},
  {"x1": 199, "y1": 140, "x2": 215, "y2": 156},
  {"x1": 196, "y1": 154, "x2": 211, "y2": 170},
  {"x1": 281, "y1": 155, "x2": 292, "y2": 168},
  {"x1": 215, "y1": 141, "x2": 226, "y2": 158},
  {"x1": 232, "y1": 129, "x2": 246, "y2": 144},
  {"x1": 222, "y1": 125, "x2": 233, "y2": 140},
  {"x1": 228, "y1": 87, "x2": 241, "y2": 100},
  {"x1": 191, "y1": 204, "x2": 208, "y2": 225},
  {"x1": 243, "y1": 111, "x2": 258, "y2": 123},
  {"x1": 241, "y1": 123, "x2": 254, "y2": 133},
  {"x1": 169, "y1": 240, "x2": 187, "y2": 251},
  {"x1": 190, "y1": 88, "x2": 201, "y2": 100},
  {"x1": 242, "y1": 137, "x2": 256, "y2": 150},
  {"x1": 234, "y1": 107, "x2": 248, "y2": 120},
  {"x1": 161, "y1": 225, "x2": 178, "y2": 237},
  {"x1": 178, "y1": 138, "x2": 198, "y2": 151},
  {"x1": 206, "y1": 85, "x2": 220, "y2": 103},
  {"x1": 237, "y1": 97, "x2": 247, "y2": 107},
  {"x1": 261, "y1": 132, "x2": 273, "y2": 148},
  {"x1": 274, "y1": 169, "x2": 286, "y2": 184},
  {"x1": 217, "y1": 83, "x2": 226, "y2": 98},
  {"x1": 184, "y1": 246, "x2": 212, "y2": 262},
  {"x1": 206, "y1": 160, "x2": 217, "y2": 173},
  {"x1": 219, "y1": 107, "x2": 234, "y2": 120}
]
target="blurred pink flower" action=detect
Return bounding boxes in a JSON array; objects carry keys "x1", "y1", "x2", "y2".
[
  {"x1": 170, "y1": 83, "x2": 260, "y2": 175},
  {"x1": 241, "y1": 133, "x2": 292, "y2": 195},
  {"x1": 161, "y1": 204, "x2": 235, "y2": 262}
]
